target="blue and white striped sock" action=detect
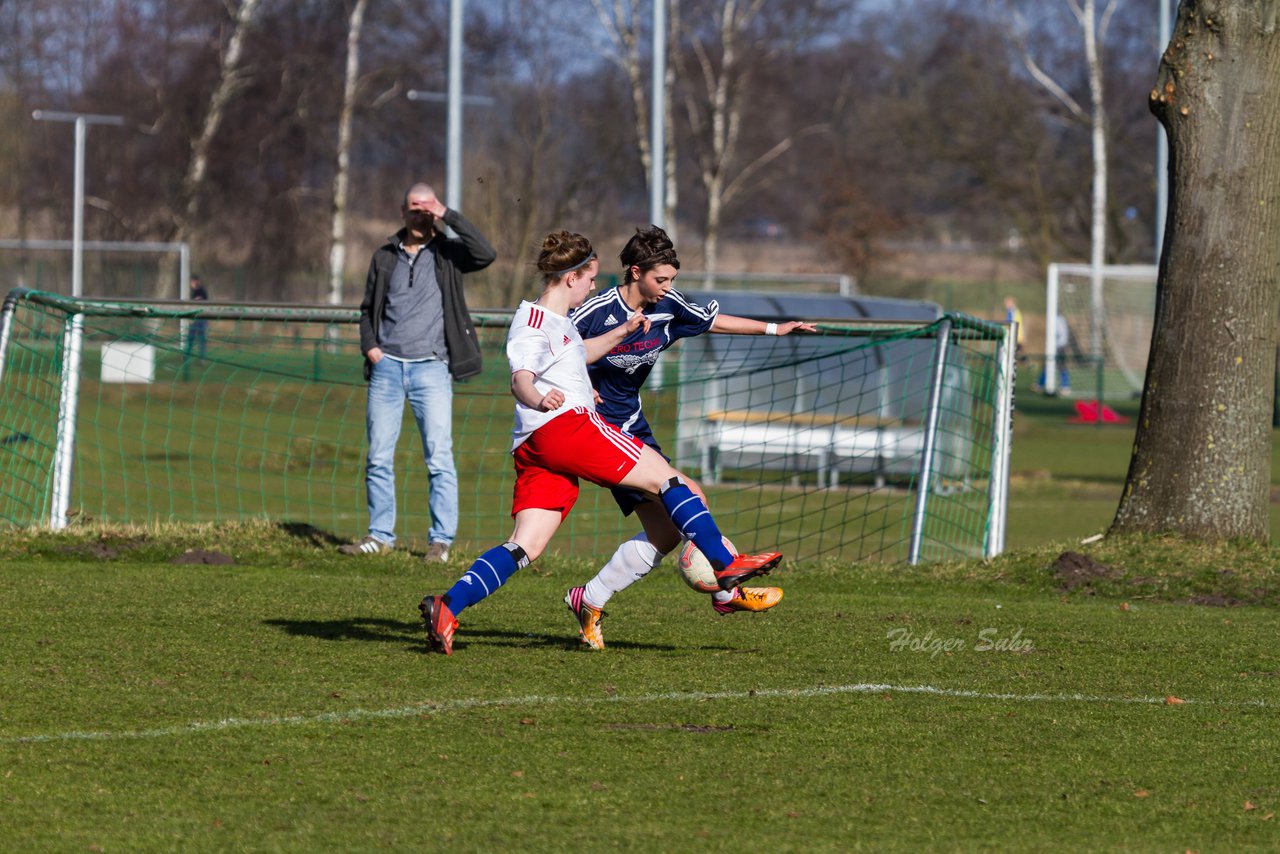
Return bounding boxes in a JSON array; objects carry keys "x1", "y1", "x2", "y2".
[
  {"x1": 443, "y1": 543, "x2": 529, "y2": 615},
  {"x1": 659, "y1": 477, "x2": 734, "y2": 570}
]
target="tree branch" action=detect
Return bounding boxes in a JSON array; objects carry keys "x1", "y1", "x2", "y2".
[
  {"x1": 721, "y1": 122, "x2": 831, "y2": 207},
  {"x1": 1001, "y1": 0, "x2": 1089, "y2": 122}
]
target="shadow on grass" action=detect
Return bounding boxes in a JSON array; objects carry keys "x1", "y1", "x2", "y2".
[
  {"x1": 458, "y1": 628, "x2": 680, "y2": 652},
  {"x1": 264, "y1": 618, "x2": 685, "y2": 653},
  {"x1": 276, "y1": 521, "x2": 345, "y2": 548},
  {"x1": 264, "y1": 616, "x2": 419, "y2": 643}
]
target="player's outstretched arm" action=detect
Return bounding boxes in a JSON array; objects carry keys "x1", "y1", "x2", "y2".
[{"x1": 710, "y1": 313, "x2": 817, "y2": 335}]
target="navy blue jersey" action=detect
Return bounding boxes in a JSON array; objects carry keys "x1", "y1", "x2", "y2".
[{"x1": 572, "y1": 287, "x2": 719, "y2": 437}]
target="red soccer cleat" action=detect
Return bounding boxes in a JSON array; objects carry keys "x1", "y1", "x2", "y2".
[
  {"x1": 419, "y1": 595, "x2": 459, "y2": 656},
  {"x1": 714, "y1": 552, "x2": 783, "y2": 591}
]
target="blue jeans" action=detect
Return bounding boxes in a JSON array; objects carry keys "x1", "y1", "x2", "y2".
[{"x1": 365, "y1": 357, "x2": 457, "y2": 547}]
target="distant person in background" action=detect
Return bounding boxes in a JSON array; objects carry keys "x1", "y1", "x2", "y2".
[
  {"x1": 561, "y1": 225, "x2": 815, "y2": 650},
  {"x1": 1035, "y1": 312, "x2": 1075, "y2": 396},
  {"x1": 338, "y1": 182, "x2": 496, "y2": 563},
  {"x1": 1003, "y1": 295, "x2": 1025, "y2": 361},
  {"x1": 187, "y1": 274, "x2": 208, "y2": 360}
]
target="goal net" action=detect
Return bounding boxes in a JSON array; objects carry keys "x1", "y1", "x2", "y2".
[
  {"x1": 0, "y1": 289, "x2": 1013, "y2": 564},
  {"x1": 1044, "y1": 263, "x2": 1157, "y2": 399}
]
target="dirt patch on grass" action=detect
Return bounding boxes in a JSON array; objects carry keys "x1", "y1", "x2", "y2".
[
  {"x1": 1051, "y1": 551, "x2": 1122, "y2": 593},
  {"x1": 1049, "y1": 549, "x2": 1277, "y2": 606},
  {"x1": 57, "y1": 534, "x2": 150, "y2": 560}
]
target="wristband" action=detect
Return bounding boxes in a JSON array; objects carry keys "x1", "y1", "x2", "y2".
[{"x1": 764, "y1": 322, "x2": 779, "y2": 336}]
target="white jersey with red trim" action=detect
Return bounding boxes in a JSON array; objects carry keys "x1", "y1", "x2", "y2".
[{"x1": 507, "y1": 299, "x2": 597, "y2": 450}]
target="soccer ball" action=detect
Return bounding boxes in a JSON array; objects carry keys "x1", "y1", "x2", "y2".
[{"x1": 675, "y1": 536, "x2": 736, "y2": 594}]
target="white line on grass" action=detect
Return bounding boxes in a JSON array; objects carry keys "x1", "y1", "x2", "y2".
[{"x1": 6, "y1": 682, "x2": 1268, "y2": 745}]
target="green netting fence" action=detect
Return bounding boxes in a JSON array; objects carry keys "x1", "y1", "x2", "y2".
[{"x1": 0, "y1": 288, "x2": 1013, "y2": 564}]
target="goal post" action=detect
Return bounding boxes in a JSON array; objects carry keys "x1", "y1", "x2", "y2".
[
  {"x1": 1044, "y1": 262, "x2": 1157, "y2": 398},
  {"x1": 0, "y1": 288, "x2": 1013, "y2": 564}
]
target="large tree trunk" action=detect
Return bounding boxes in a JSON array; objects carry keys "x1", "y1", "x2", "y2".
[{"x1": 1111, "y1": 0, "x2": 1280, "y2": 541}]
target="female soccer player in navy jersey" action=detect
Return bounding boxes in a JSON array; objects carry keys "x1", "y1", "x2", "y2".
[
  {"x1": 418, "y1": 230, "x2": 784, "y2": 655},
  {"x1": 562, "y1": 226, "x2": 815, "y2": 649}
]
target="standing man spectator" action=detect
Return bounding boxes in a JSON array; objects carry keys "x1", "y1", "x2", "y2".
[{"x1": 339, "y1": 182, "x2": 496, "y2": 562}]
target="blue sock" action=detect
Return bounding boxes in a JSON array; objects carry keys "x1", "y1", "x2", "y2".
[
  {"x1": 443, "y1": 543, "x2": 529, "y2": 615},
  {"x1": 659, "y1": 477, "x2": 734, "y2": 570}
]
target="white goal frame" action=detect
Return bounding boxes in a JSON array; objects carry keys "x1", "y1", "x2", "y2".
[{"x1": 1044, "y1": 262, "x2": 1158, "y2": 397}]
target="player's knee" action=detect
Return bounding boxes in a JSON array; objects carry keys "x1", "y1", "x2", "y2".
[{"x1": 509, "y1": 540, "x2": 542, "y2": 562}]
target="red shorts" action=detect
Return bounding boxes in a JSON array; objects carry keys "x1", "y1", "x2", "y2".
[{"x1": 512, "y1": 407, "x2": 645, "y2": 520}]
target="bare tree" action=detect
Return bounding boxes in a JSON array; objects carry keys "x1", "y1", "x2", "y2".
[
  {"x1": 1005, "y1": 0, "x2": 1119, "y2": 357},
  {"x1": 464, "y1": 9, "x2": 626, "y2": 305},
  {"x1": 174, "y1": 0, "x2": 264, "y2": 251},
  {"x1": 588, "y1": 0, "x2": 679, "y2": 235},
  {"x1": 673, "y1": 0, "x2": 836, "y2": 274},
  {"x1": 328, "y1": 0, "x2": 369, "y2": 306},
  {"x1": 1111, "y1": 1, "x2": 1280, "y2": 541}
]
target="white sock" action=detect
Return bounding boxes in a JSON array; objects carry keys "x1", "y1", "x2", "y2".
[
  {"x1": 583, "y1": 533, "x2": 666, "y2": 608},
  {"x1": 712, "y1": 588, "x2": 735, "y2": 605}
]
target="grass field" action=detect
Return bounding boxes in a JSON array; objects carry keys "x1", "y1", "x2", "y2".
[{"x1": 3, "y1": 525, "x2": 1279, "y2": 851}]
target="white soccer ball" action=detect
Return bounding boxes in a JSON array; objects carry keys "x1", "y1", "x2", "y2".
[{"x1": 675, "y1": 536, "x2": 736, "y2": 594}]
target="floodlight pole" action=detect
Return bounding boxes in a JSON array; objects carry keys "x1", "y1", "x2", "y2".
[
  {"x1": 407, "y1": 0, "x2": 497, "y2": 219},
  {"x1": 649, "y1": 0, "x2": 667, "y2": 230},
  {"x1": 447, "y1": 0, "x2": 464, "y2": 212},
  {"x1": 31, "y1": 110, "x2": 125, "y2": 298},
  {"x1": 405, "y1": 88, "x2": 494, "y2": 226},
  {"x1": 646, "y1": 0, "x2": 670, "y2": 390}
]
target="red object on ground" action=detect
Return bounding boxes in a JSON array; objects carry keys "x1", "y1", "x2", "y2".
[{"x1": 1067, "y1": 399, "x2": 1130, "y2": 424}]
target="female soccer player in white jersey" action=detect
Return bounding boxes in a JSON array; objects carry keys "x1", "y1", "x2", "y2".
[
  {"x1": 562, "y1": 225, "x2": 815, "y2": 649},
  {"x1": 418, "y1": 230, "x2": 784, "y2": 655}
]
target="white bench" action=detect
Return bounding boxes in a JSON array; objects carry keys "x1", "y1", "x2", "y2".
[{"x1": 698, "y1": 410, "x2": 924, "y2": 488}]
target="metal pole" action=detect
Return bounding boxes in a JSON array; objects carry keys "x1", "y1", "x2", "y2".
[
  {"x1": 908, "y1": 318, "x2": 953, "y2": 565},
  {"x1": 1155, "y1": 0, "x2": 1172, "y2": 260},
  {"x1": 985, "y1": 321, "x2": 1018, "y2": 557},
  {"x1": 31, "y1": 110, "x2": 125, "y2": 298},
  {"x1": 446, "y1": 0, "x2": 463, "y2": 212},
  {"x1": 180, "y1": 242, "x2": 191, "y2": 349},
  {"x1": 649, "y1": 0, "x2": 666, "y2": 229},
  {"x1": 72, "y1": 117, "x2": 85, "y2": 298},
  {"x1": 51, "y1": 312, "x2": 85, "y2": 529},
  {"x1": 1045, "y1": 263, "x2": 1060, "y2": 394}
]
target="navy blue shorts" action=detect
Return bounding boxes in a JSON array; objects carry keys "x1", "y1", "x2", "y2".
[{"x1": 609, "y1": 428, "x2": 667, "y2": 516}]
